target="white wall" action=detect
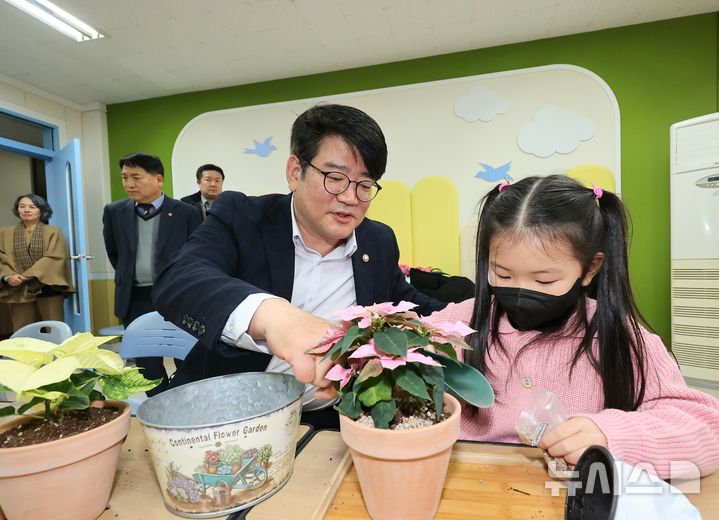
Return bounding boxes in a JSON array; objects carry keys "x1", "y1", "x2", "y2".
[
  {"x1": 0, "y1": 150, "x2": 32, "y2": 228},
  {"x1": 173, "y1": 65, "x2": 620, "y2": 278}
]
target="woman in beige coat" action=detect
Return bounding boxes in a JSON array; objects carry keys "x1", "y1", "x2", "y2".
[{"x1": 0, "y1": 194, "x2": 74, "y2": 331}]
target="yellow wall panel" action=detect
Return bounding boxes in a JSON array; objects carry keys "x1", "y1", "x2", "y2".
[
  {"x1": 565, "y1": 164, "x2": 617, "y2": 193},
  {"x1": 411, "y1": 177, "x2": 460, "y2": 275},
  {"x1": 367, "y1": 180, "x2": 413, "y2": 266},
  {"x1": 90, "y1": 279, "x2": 119, "y2": 333}
]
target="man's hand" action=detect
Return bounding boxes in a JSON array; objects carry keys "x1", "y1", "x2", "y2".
[
  {"x1": 248, "y1": 299, "x2": 337, "y2": 399},
  {"x1": 539, "y1": 416, "x2": 607, "y2": 465}
]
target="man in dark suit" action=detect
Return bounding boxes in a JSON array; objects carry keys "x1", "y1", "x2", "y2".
[
  {"x1": 180, "y1": 164, "x2": 225, "y2": 220},
  {"x1": 153, "y1": 105, "x2": 446, "y2": 427},
  {"x1": 103, "y1": 152, "x2": 201, "y2": 394}
]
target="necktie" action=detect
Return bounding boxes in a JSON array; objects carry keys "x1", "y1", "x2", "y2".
[
  {"x1": 204, "y1": 201, "x2": 211, "y2": 211},
  {"x1": 136, "y1": 203, "x2": 155, "y2": 220}
]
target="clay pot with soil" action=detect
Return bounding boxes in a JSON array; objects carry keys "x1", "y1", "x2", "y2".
[
  {"x1": 0, "y1": 333, "x2": 159, "y2": 519},
  {"x1": 309, "y1": 301, "x2": 493, "y2": 520}
]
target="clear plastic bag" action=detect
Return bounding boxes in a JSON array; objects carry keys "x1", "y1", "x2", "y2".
[{"x1": 515, "y1": 388, "x2": 572, "y2": 477}]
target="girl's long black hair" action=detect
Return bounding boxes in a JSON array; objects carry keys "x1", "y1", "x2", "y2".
[{"x1": 467, "y1": 175, "x2": 648, "y2": 411}]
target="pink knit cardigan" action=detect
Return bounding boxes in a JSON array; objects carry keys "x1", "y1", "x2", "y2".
[{"x1": 430, "y1": 299, "x2": 719, "y2": 477}]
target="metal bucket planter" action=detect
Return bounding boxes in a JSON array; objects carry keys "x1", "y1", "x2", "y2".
[{"x1": 137, "y1": 373, "x2": 304, "y2": 518}]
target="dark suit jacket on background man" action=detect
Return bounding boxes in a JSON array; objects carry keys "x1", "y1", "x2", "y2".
[
  {"x1": 103, "y1": 197, "x2": 201, "y2": 322},
  {"x1": 180, "y1": 191, "x2": 203, "y2": 218}
]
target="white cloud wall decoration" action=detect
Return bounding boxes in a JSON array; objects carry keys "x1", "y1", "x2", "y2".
[
  {"x1": 517, "y1": 105, "x2": 596, "y2": 158},
  {"x1": 453, "y1": 85, "x2": 509, "y2": 122}
]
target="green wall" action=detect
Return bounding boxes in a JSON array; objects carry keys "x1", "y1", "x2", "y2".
[{"x1": 107, "y1": 13, "x2": 719, "y2": 344}]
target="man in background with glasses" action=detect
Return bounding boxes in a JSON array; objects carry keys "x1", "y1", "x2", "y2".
[{"x1": 153, "y1": 104, "x2": 446, "y2": 428}]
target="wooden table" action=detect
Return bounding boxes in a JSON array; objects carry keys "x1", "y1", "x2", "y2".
[{"x1": 100, "y1": 419, "x2": 718, "y2": 519}]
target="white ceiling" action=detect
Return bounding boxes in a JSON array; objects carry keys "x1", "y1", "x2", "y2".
[{"x1": 0, "y1": 0, "x2": 717, "y2": 107}]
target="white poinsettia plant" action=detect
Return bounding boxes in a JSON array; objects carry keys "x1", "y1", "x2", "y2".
[
  {"x1": 0, "y1": 333, "x2": 159, "y2": 422},
  {"x1": 308, "y1": 301, "x2": 474, "y2": 429}
]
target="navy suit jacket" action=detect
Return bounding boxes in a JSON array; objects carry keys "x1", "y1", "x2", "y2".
[
  {"x1": 180, "y1": 191, "x2": 205, "y2": 220},
  {"x1": 152, "y1": 191, "x2": 446, "y2": 381},
  {"x1": 102, "y1": 196, "x2": 201, "y2": 321}
]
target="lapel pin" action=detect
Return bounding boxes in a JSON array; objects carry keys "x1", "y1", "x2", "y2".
[
  {"x1": 362, "y1": 254, "x2": 370, "y2": 263},
  {"x1": 168, "y1": 212, "x2": 173, "y2": 217}
]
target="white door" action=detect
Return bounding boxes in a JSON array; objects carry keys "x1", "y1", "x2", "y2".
[{"x1": 44, "y1": 139, "x2": 91, "y2": 332}]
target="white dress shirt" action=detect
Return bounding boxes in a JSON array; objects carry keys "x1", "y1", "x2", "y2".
[{"x1": 221, "y1": 195, "x2": 358, "y2": 410}]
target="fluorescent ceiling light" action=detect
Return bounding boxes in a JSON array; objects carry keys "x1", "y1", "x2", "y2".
[{"x1": 4, "y1": 0, "x2": 104, "y2": 42}]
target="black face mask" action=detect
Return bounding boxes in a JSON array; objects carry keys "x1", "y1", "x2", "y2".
[{"x1": 489, "y1": 279, "x2": 583, "y2": 331}]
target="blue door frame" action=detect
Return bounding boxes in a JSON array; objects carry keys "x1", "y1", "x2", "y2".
[{"x1": 0, "y1": 107, "x2": 91, "y2": 332}]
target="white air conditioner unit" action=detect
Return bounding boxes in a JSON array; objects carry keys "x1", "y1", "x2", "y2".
[{"x1": 670, "y1": 113, "x2": 719, "y2": 382}]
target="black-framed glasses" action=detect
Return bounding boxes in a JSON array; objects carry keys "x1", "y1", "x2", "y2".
[{"x1": 303, "y1": 160, "x2": 382, "y2": 202}]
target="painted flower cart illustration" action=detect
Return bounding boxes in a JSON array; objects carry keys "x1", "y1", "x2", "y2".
[{"x1": 192, "y1": 449, "x2": 268, "y2": 494}]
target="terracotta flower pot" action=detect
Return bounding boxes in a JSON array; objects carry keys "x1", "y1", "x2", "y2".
[
  {"x1": 0, "y1": 400, "x2": 130, "y2": 520},
  {"x1": 339, "y1": 394, "x2": 461, "y2": 520}
]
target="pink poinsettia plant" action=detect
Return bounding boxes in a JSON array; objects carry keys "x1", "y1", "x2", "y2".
[{"x1": 308, "y1": 301, "x2": 475, "y2": 429}]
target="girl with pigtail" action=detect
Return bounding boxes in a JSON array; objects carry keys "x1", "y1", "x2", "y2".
[{"x1": 430, "y1": 174, "x2": 719, "y2": 477}]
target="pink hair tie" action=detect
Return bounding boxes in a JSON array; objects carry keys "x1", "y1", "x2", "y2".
[
  {"x1": 498, "y1": 179, "x2": 511, "y2": 192},
  {"x1": 592, "y1": 183, "x2": 603, "y2": 202}
]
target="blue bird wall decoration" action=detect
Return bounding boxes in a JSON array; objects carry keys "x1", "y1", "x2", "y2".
[
  {"x1": 475, "y1": 161, "x2": 513, "y2": 182},
  {"x1": 244, "y1": 136, "x2": 277, "y2": 157}
]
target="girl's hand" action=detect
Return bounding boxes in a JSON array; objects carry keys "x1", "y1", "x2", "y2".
[{"x1": 539, "y1": 416, "x2": 607, "y2": 465}]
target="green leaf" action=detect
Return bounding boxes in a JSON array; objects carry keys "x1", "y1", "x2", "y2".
[
  {"x1": 17, "y1": 396, "x2": 48, "y2": 414},
  {"x1": 20, "y1": 388, "x2": 67, "y2": 402},
  {"x1": 373, "y1": 328, "x2": 408, "y2": 357},
  {"x1": 425, "y1": 351, "x2": 494, "y2": 408},
  {"x1": 98, "y1": 368, "x2": 161, "y2": 400},
  {"x1": 432, "y1": 381, "x2": 445, "y2": 418},
  {"x1": 357, "y1": 373, "x2": 392, "y2": 407},
  {"x1": 89, "y1": 389, "x2": 104, "y2": 401},
  {"x1": 335, "y1": 391, "x2": 362, "y2": 419},
  {"x1": 326, "y1": 325, "x2": 363, "y2": 360},
  {"x1": 41, "y1": 379, "x2": 75, "y2": 393},
  {"x1": 394, "y1": 366, "x2": 430, "y2": 401},
  {"x1": 417, "y1": 363, "x2": 444, "y2": 387},
  {"x1": 405, "y1": 330, "x2": 430, "y2": 347},
  {"x1": 57, "y1": 393, "x2": 91, "y2": 412},
  {"x1": 371, "y1": 399, "x2": 397, "y2": 429},
  {"x1": 79, "y1": 378, "x2": 97, "y2": 395},
  {"x1": 355, "y1": 358, "x2": 382, "y2": 385},
  {"x1": 70, "y1": 369, "x2": 99, "y2": 387},
  {"x1": 431, "y1": 343, "x2": 460, "y2": 363},
  {"x1": 0, "y1": 405, "x2": 16, "y2": 417}
]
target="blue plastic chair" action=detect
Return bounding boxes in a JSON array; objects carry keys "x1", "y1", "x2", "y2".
[
  {"x1": 10, "y1": 320, "x2": 73, "y2": 344},
  {"x1": 118, "y1": 311, "x2": 196, "y2": 414}
]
